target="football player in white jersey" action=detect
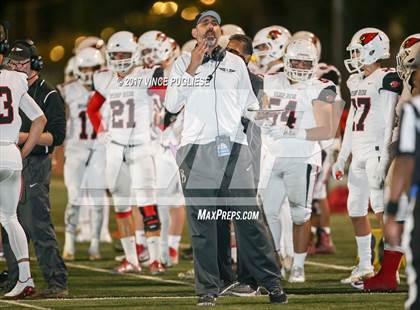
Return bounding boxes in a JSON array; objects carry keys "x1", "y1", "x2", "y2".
[
  {"x1": 292, "y1": 31, "x2": 342, "y2": 255},
  {"x1": 87, "y1": 31, "x2": 165, "y2": 275},
  {"x1": 0, "y1": 69, "x2": 47, "y2": 298},
  {"x1": 251, "y1": 25, "x2": 291, "y2": 75},
  {"x1": 332, "y1": 28, "x2": 403, "y2": 284},
  {"x1": 60, "y1": 47, "x2": 107, "y2": 261},
  {"x1": 259, "y1": 39, "x2": 337, "y2": 283},
  {"x1": 353, "y1": 33, "x2": 420, "y2": 292},
  {"x1": 146, "y1": 35, "x2": 186, "y2": 267}
]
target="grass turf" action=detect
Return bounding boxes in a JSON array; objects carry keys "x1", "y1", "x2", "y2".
[{"x1": 0, "y1": 177, "x2": 408, "y2": 309}]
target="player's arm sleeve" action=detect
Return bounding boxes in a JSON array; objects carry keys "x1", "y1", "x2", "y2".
[
  {"x1": 397, "y1": 103, "x2": 417, "y2": 156},
  {"x1": 19, "y1": 93, "x2": 44, "y2": 120},
  {"x1": 87, "y1": 91, "x2": 106, "y2": 133},
  {"x1": 148, "y1": 67, "x2": 167, "y2": 103},
  {"x1": 378, "y1": 90, "x2": 398, "y2": 166},
  {"x1": 337, "y1": 105, "x2": 353, "y2": 162},
  {"x1": 164, "y1": 56, "x2": 195, "y2": 113},
  {"x1": 43, "y1": 89, "x2": 66, "y2": 146}
]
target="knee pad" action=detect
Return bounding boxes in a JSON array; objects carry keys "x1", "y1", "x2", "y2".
[
  {"x1": 290, "y1": 205, "x2": 311, "y2": 225},
  {"x1": 140, "y1": 205, "x2": 161, "y2": 232}
]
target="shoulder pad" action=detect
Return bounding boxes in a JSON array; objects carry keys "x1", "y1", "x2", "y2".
[{"x1": 381, "y1": 71, "x2": 403, "y2": 95}]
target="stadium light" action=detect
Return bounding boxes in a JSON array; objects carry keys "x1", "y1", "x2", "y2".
[
  {"x1": 200, "y1": 0, "x2": 216, "y2": 5},
  {"x1": 181, "y1": 6, "x2": 199, "y2": 21},
  {"x1": 100, "y1": 27, "x2": 115, "y2": 41},
  {"x1": 50, "y1": 45, "x2": 65, "y2": 62}
]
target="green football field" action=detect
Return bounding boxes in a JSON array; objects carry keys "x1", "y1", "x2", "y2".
[{"x1": 0, "y1": 177, "x2": 408, "y2": 309}]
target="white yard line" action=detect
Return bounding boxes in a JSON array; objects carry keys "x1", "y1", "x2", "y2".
[
  {"x1": 66, "y1": 262, "x2": 193, "y2": 286},
  {"x1": 0, "y1": 299, "x2": 52, "y2": 310},
  {"x1": 305, "y1": 260, "x2": 354, "y2": 271}
]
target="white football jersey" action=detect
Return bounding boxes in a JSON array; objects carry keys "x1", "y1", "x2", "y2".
[
  {"x1": 61, "y1": 80, "x2": 95, "y2": 156},
  {"x1": 93, "y1": 67, "x2": 155, "y2": 145},
  {"x1": 263, "y1": 72, "x2": 336, "y2": 166},
  {"x1": 346, "y1": 68, "x2": 402, "y2": 157},
  {"x1": 0, "y1": 70, "x2": 44, "y2": 169}
]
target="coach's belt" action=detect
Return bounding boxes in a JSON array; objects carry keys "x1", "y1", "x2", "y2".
[{"x1": 111, "y1": 140, "x2": 143, "y2": 148}]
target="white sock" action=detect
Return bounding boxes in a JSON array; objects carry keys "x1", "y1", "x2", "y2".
[
  {"x1": 311, "y1": 226, "x2": 317, "y2": 235},
  {"x1": 89, "y1": 238, "x2": 100, "y2": 254},
  {"x1": 231, "y1": 246, "x2": 237, "y2": 264},
  {"x1": 147, "y1": 236, "x2": 160, "y2": 263},
  {"x1": 168, "y1": 235, "x2": 181, "y2": 250},
  {"x1": 384, "y1": 242, "x2": 405, "y2": 253},
  {"x1": 64, "y1": 232, "x2": 75, "y2": 254},
  {"x1": 18, "y1": 261, "x2": 31, "y2": 282},
  {"x1": 293, "y1": 252, "x2": 307, "y2": 268},
  {"x1": 135, "y1": 230, "x2": 147, "y2": 246},
  {"x1": 120, "y1": 236, "x2": 138, "y2": 266},
  {"x1": 322, "y1": 227, "x2": 331, "y2": 234},
  {"x1": 356, "y1": 234, "x2": 372, "y2": 271}
]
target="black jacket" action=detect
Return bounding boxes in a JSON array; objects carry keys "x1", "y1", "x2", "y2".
[{"x1": 20, "y1": 77, "x2": 66, "y2": 155}]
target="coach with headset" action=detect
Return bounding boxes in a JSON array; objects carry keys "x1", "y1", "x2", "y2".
[
  {"x1": 1, "y1": 39, "x2": 68, "y2": 298},
  {"x1": 165, "y1": 10, "x2": 285, "y2": 306}
]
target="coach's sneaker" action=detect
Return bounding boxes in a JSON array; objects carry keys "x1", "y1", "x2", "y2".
[
  {"x1": 340, "y1": 266, "x2": 374, "y2": 284},
  {"x1": 62, "y1": 251, "x2": 75, "y2": 262},
  {"x1": 149, "y1": 261, "x2": 165, "y2": 275},
  {"x1": 288, "y1": 266, "x2": 305, "y2": 283},
  {"x1": 268, "y1": 287, "x2": 288, "y2": 304},
  {"x1": 39, "y1": 286, "x2": 69, "y2": 299},
  {"x1": 230, "y1": 283, "x2": 261, "y2": 297},
  {"x1": 4, "y1": 278, "x2": 35, "y2": 299},
  {"x1": 113, "y1": 259, "x2": 142, "y2": 274},
  {"x1": 197, "y1": 294, "x2": 216, "y2": 306}
]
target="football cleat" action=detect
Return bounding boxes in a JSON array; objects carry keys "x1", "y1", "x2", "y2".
[
  {"x1": 288, "y1": 266, "x2": 305, "y2": 283},
  {"x1": 62, "y1": 251, "x2": 75, "y2": 261},
  {"x1": 113, "y1": 260, "x2": 142, "y2": 274},
  {"x1": 149, "y1": 261, "x2": 165, "y2": 275},
  {"x1": 178, "y1": 269, "x2": 195, "y2": 281},
  {"x1": 340, "y1": 266, "x2": 374, "y2": 284},
  {"x1": 169, "y1": 247, "x2": 179, "y2": 265},
  {"x1": 89, "y1": 253, "x2": 102, "y2": 261},
  {"x1": 351, "y1": 250, "x2": 403, "y2": 292},
  {"x1": 4, "y1": 278, "x2": 35, "y2": 299},
  {"x1": 315, "y1": 231, "x2": 336, "y2": 254},
  {"x1": 137, "y1": 244, "x2": 150, "y2": 264}
]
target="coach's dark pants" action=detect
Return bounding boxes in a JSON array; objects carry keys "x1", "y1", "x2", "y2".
[
  {"x1": 177, "y1": 142, "x2": 281, "y2": 296},
  {"x1": 406, "y1": 183, "x2": 420, "y2": 310},
  {"x1": 2, "y1": 155, "x2": 68, "y2": 289}
]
